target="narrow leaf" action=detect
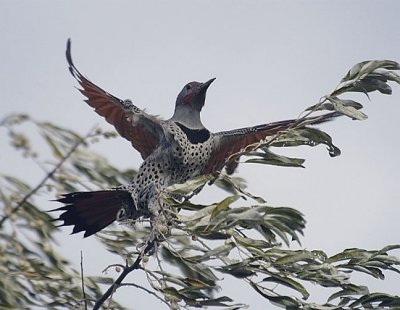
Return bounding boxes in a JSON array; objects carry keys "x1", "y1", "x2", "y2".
[{"x1": 262, "y1": 275, "x2": 310, "y2": 300}]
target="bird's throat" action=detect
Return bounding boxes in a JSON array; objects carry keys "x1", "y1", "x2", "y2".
[{"x1": 175, "y1": 122, "x2": 210, "y2": 144}]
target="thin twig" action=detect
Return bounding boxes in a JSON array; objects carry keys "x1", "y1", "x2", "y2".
[
  {"x1": 93, "y1": 240, "x2": 155, "y2": 310},
  {"x1": 0, "y1": 127, "x2": 97, "y2": 228},
  {"x1": 102, "y1": 264, "x2": 126, "y2": 274},
  {"x1": 120, "y1": 282, "x2": 169, "y2": 307},
  {"x1": 80, "y1": 251, "x2": 88, "y2": 310},
  {"x1": 139, "y1": 266, "x2": 165, "y2": 288}
]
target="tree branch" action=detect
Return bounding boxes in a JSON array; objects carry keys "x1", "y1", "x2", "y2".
[
  {"x1": 80, "y1": 251, "x2": 88, "y2": 310},
  {"x1": 0, "y1": 127, "x2": 97, "y2": 228},
  {"x1": 93, "y1": 240, "x2": 155, "y2": 310}
]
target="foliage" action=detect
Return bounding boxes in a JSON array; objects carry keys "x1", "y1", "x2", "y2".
[
  {"x1": 0, "y1": 60, "x2": 400, "y2": 309},
  {"x1": 0, "y1": 116, "x2": 127, "y2": 309}
]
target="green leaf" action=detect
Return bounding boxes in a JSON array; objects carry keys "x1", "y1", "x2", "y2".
[
  {"x1": 262, "y1": 275, "x2": 310, "y2": 300},
  {"x1": 41, "y1": 132, "x2": 63, "y2": 159},
  {"x1": 350, "y1": 292, "x2": 400, "y2": 308},
  {"x1": 271, "y1": 127, "x2": 341, "y2": 157},
  {"x1": 217, "y1": 261, "x2": 256, "y2": 278},
  {"x1": 374, "y1": 244, "x2": 400, "y2": 257},
  {"x1": 306, "y1": 99, "x2": 364, "y2": 113},
  {"x1": 274, "y1": 250, "x2": 317, "y2": 265},
  {"x1": 328, "y1": 284, "x2": 369, "y2": 302},
  {"x1": 341, "y1": 60, "x2": 400, "y2": 83},
  {"x1": 89, "y1": 276, "x2": 115, "y2": 284},
  {"x1": 210, "y1": 195, "x2": 240, "y2": 221},
  {"x1": 326, "y1": 248, "x2": 369, "y2": 263},
  {"x1": 332, "y1": 60, "x2": 400, "y2": 97},
  {"x1": 186, "y1": 296, "x2": 241, "y2": 307},
  {"x1": 250, "y1": 282, "x2": 300, "y2": 307},
  {"x1": 232, "y1": 231, "x2": 272, "y2": 249},
  {"x1": 173, "y1": 200, "x2": 211, "y2": 211},
  {"x1": 340, "y1": 264, "x2": 385, "y2": 279},
  {"x1": 166, "y1": 175, "x2": 213, "y2": 195},
  {"x1": 3, "y1": 175, "x2": 32, "y2": 193},
  {"x1": 191, "y1": 242, "x2": 235, "y2": 262},
  {"x1": 218, "y1": 174, "x2": 266, "y2": 203},
  {"x1": 213, "y1": 175, "x2": 246, "y2": 195},
  {"x1": 328, "y1": 97, "x2": 368, "y2": 120},
  {"x1": 161, "y1": 247, "x2": 218, "y2": 286},
  {"x1": 182, "y1": 277, "x2": 216, "y2": 290},
  {"x1": 244, "y1": 148, "x2": 306, "y2": 168}
]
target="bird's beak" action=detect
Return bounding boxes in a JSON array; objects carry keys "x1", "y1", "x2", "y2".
[{"x1": 199, "y1": 78, "x2": 216, "y2": 93}]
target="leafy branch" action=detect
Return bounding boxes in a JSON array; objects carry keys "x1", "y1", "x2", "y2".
[
  {"x1": 94, "y1": 59, "x2": 400, "y2": 309},
  {"x1": 0, "y1": 116, "x2": 100, "y2": 228},
  {"x1": 230, "y1": 60, "x2": 400, "y2": 170},
  {"x1": 93, "y1": 240, "x2": 155, "y2": 309},
  {"x1": 0, "y1": 115, "x2": 125, "y2": 308},
  {"x1": 0, "y1": 59, "x2": 399, "y2": 309}
]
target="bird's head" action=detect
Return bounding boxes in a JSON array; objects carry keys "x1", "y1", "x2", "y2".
[{"x1": 175, "y1": 78, "x2": 216, "y2": 112}]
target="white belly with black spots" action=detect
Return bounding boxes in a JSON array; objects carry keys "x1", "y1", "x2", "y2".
[
  {"x1": 168, "y1": 122, "x2": 214, "y2": 183},
  {"x1": 124, "y1": 122, "x2": 214, "y2": 216}
]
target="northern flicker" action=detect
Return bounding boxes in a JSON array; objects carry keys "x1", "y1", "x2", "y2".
[{"x1": 52, "y1": 40, "x2": 340, "y2": 237}]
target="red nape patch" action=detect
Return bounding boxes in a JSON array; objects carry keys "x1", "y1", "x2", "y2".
[{"x1": 183, "y1": 93, "x2": 193, "y2": 104}]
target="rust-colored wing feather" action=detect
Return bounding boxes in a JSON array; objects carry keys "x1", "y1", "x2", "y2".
[
  {"x1": 66, "y1": 39, "x2": 163, "y2": 159},
  {"x1": 204, "y1": 112, "x2": 341, "y2": 175}
]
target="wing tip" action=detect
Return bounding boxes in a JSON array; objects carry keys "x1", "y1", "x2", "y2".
[
  {"x1": 65, "y1": 38, "x2": 73, "y2": 68},
  {"x1": 65, "y1": 38, "x2": 82, "y2": 81}
]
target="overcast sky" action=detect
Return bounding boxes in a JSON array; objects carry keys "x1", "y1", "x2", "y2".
[{"x1": 1, "y1": 1, "x2": 400, "y2": 309}]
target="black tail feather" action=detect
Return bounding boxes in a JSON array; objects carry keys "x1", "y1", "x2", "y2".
[{"x1": 50, "y1": 190, "x2": 134, "y2": 238}]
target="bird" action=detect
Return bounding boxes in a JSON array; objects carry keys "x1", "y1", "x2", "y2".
[{"x1": 51, "y1": 40, "x2": 340, "y2": 237}]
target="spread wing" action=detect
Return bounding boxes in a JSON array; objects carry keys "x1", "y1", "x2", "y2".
[
  {"x1": 66, "y1": 39, "x2": 164, "y2": 159},
  {"x1": 204, "y1": 112, "x2": 340, "y2": 175}
]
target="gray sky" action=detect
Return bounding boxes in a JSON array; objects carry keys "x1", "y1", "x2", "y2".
[{"x1": 1, "y1": 1, "x2": 400, "y2": 308}]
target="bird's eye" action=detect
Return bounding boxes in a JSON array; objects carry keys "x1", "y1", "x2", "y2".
[{"x1": 185, "y1": 84, "x2": 192, "y2": 90}]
